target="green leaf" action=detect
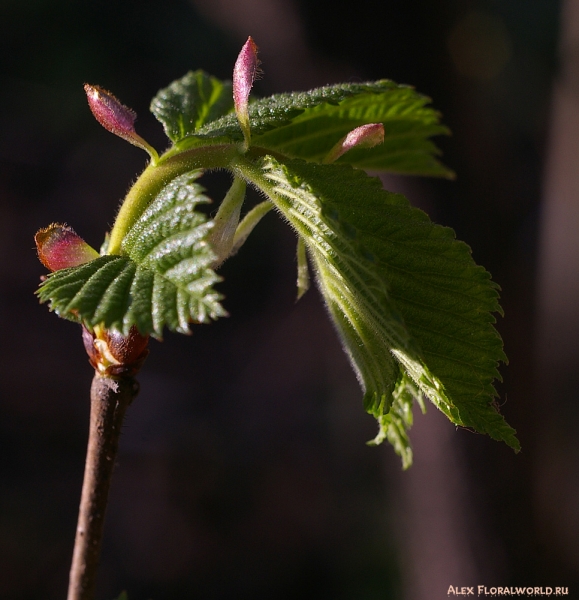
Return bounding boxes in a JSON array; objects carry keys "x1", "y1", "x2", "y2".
[
  {"x1": 234, "y1": 155, "x2": 518, "y2": 462},
  {"x1": 191, "y1": 80, "x2": 451, "y2": 177},
  {"x1": 197, "y1": 82, "x2": 386, "y2": 138},
  {"x1": 253, "y1": 85, "x2": 452, "y2": 176},
  {"x1": 37, "y1": 172, "x2": 226, "y2": 337},
  {"x1": 150, "y1": 70, "x2": 234, "y2": 143}
]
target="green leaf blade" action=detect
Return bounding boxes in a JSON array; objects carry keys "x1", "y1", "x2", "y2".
[
  {"x1": 92, "y1": 257, "x2": 136, "y2": 327},
  {"x1": 190, "y1": 80, "x2": 451, "y2": 177},
  {"x1": 369, "y1": 372, "x2": 423, "y2": 469},
  {"x1": 252, "y1": 85, "x2": 452, "y2": 176},
  {"x1": 235, "y1": 155, "x2": 517, "y2": 463},
  {"x1": 123, "y1": 266, "x2": 155, "y2": 334},
  {"x1": 197, "y1": 82, "x2": 389, "y2": 141},
  {"x1": 308, "y1": 162, "x2": 515, "y2": 448},
  {"x1": 150, "y1": 70, "x2": 234, "y2": 143}
]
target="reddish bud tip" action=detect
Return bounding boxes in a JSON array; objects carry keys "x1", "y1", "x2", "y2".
[
  {"x1": 35, "y1": 224, "x2": 99, "y2": 272},
  {"x1": 84, "y1": 84, "x2": 137, "y2": 139},
  {"x1": 84, "y1": 84, "x2": 159, "y2": 162},
  {"x1": 233, "y1": 36, "x2": 260, "y2": 148},
  {"x1": 324, "y1": 123, "x2": 385, "y2": 163}
]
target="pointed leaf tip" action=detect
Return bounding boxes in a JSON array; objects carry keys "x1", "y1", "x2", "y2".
[
  {"x1": 233, "y1": 36, "x2": 260, "y2": 147},
  {"x1": 35, "y1": 224, "x2": 99, "y2": 271}
]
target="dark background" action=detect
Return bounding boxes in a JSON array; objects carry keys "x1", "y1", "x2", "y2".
[{"x1": 0, "y1": 0, "x2": 571, "y2": 598}]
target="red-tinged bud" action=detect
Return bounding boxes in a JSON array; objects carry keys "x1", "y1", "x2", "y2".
[
  {"x1": 84, "y1": 84, "x2": 159, "y2": 163},
  {"x1": 323, "y1": 123, "x2": 385, "y2": 163},
  {"x1": 35, "y1": 224, "x2": 99, "y2": 272},
  {"x1": 233, "y1": 36, "x2": 260, "y2": 149},
  {"x1": 84, "y1": 84, "x2": 136, "y2": 138},
  {"x1": 83, "y1": 325, "x2": 149, "y2": 378}
]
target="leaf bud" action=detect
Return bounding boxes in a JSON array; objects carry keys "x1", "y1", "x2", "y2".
[
  {"x1": 323, "y1": 123, "x2": 385, "y2": 163},
  {"x1": 84, "y1": 84, "x2": 159, "y2": 163},
  {"x1": 233, "y1": 36, "x2": 260, "y2": 149},
  {"x1": 35, "y1": 224, "x2": 99, "y2": 272},
  {"x1": 83, "y1": 325, "x2": 149, "y2": 378}
]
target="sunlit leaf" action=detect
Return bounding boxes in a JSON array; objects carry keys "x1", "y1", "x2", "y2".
[{"x1": 234, "y1": 155, "x2": 517, "y2": 462}]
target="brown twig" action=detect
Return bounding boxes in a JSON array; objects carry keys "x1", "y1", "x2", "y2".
[{"x1": 67, "y1": 373, "x2": 139, "y2": 600}]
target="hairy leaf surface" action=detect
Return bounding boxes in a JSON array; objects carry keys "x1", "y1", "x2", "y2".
[
  {"x1": 197, "y1": 82, "x2": 389, "y2": 139},
  {"x1": 37, "y1": 172, "x2": 226, "y2": 337},
  {"x1": 253, "y1": 85, "x2": 451, "y2": 176},
  {"x1": 151, "y1": 70, "x2": 234, "y2": 143},
  {"x1": 235, "y1": 155, "x2": 517, "y2": 460},
  {"x1": 185, "y1": 80, "x2": 451, "y2": 177}
]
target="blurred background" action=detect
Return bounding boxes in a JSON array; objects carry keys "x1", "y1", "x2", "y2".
[{"x1": 0, "y1": 0, "x2": 573, "y2": 598}]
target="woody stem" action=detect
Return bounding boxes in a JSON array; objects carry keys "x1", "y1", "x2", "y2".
[{"x1": 67, "y1": 373, "x2": 139, "y2": 600}]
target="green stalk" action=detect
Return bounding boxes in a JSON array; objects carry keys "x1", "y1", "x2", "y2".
[
  {"x1": 230, "y1": 200, "x2": 273, "y2": 256},
  {"x1": 209, "y1": 176, "x2": 247, "y2": 267},
  {"x1": 107, "y1": 144, "x2": 240, "y2": 255}
]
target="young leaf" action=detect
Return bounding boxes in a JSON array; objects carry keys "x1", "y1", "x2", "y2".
[
  {"x1": 252, "y1": 86, "x2": 451, "y2": 176},
  {"x1": 183, "y1": 80, "x2": 451, "y2": 177},
  {"x1": 37, "y1": 172, "x2": 226, "y2": 337},
  {"x1": 150, "y1": 70, "x2": 234, "y2": 143},
  {"x1": 196, "y1": 81, "x2": 390, "y2": 141},
  {"x1": 234, "y1": 155, "x2": 518, "y2": 459}
]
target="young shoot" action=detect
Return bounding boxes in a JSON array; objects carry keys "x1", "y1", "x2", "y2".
[{"x1": 34, "y1": 35, "x2": 518, "y2": 600}]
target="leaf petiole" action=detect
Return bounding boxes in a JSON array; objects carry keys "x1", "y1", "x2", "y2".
[
  {"x1": 296, "y1": 237, "x2": 310, "y2": 300},
  {"x1": 209, "y1": 176, "x2": 246, "y2": 267},
  {"x1": 230, "y1": 200, "x2": 273, "y2": 256}
]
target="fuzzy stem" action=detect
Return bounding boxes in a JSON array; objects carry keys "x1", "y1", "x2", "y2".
[
  {"x1": 107, "y1": 144, "x2": 240, "y2": 255},
  {"x1": 67, "y1": 373, "x2": 139, "y2": 600}
]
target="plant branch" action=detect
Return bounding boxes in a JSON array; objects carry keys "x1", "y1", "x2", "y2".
[{"x1": 67, "y1": 373, "x2": 139, "y2": 600}]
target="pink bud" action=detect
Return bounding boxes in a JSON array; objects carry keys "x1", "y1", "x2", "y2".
[
  {"x1": 84, "y1": 84, "x2": 159, "y2": 162},
  {"x1": 84, "y1": 84, "x2": 137, "y2": 139},
  {"x1": 324, "y1": 123, "x2": 385, "y2": 163},
  {"x1": 233, "y1": 37, "x2": 260, "y2": 148},
  {"x1": 35, "y1": 224, "x2": 99, "y2": 272}
]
